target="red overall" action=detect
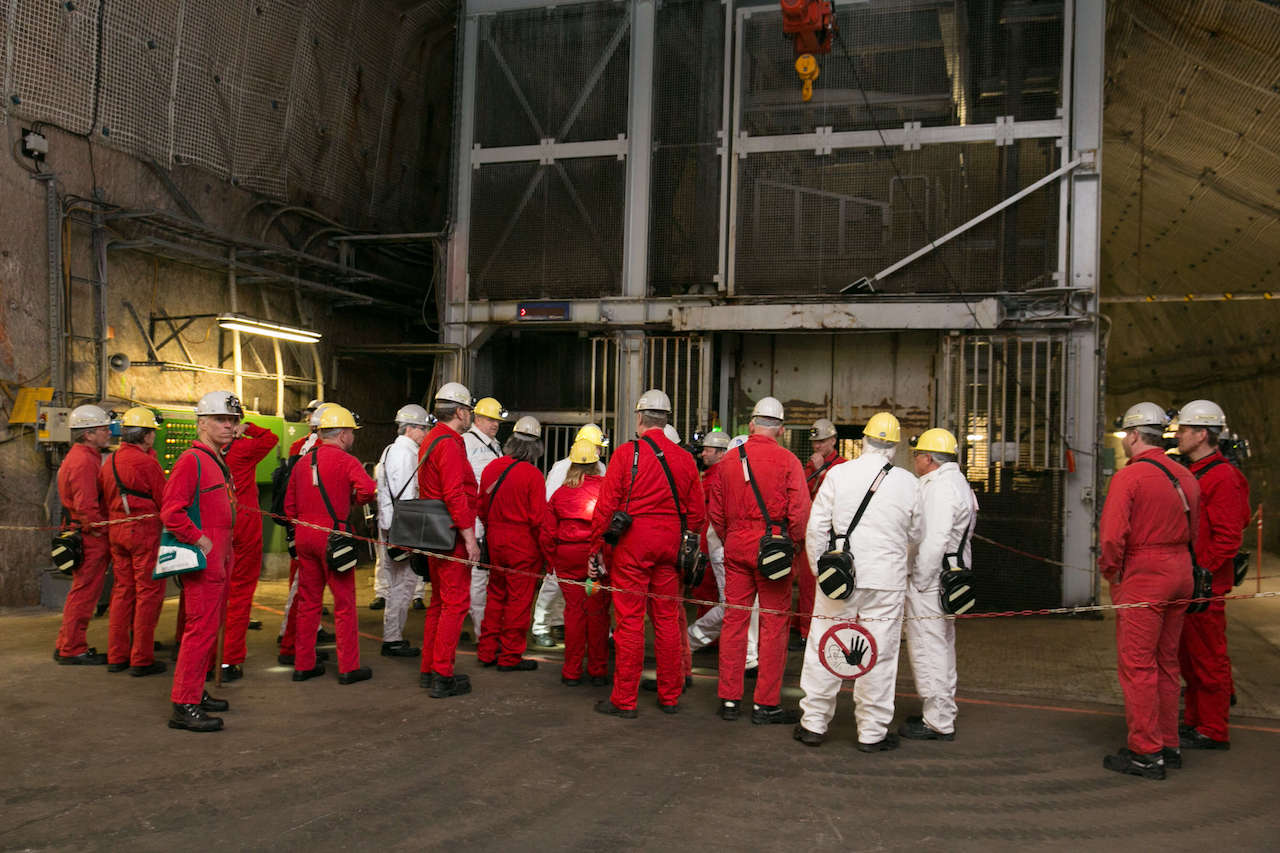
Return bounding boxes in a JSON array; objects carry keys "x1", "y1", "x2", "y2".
[
  {"x1": 1099, "y1": 447, "x2": 1200, "y2": 755},
  {"x1": 284, "y1": 442, "x2": 377, "y2": 674},
  {"x1": 541, "y1": 474, "x2": 610, "y2": 680},
  {"x1": 795, "y1": 451, "x2": 844, "y2": 637},
  {"x1": 99, "y1": 442, "x2": 167, "y2": 666},
  {"x1": 590, "y1": 429, "x2": 705, "y2": 710},
  {"x1": 709, "y1": 434, "x2": 810, "y2": 708},
  {"x1": 223, "y1": 423, "x2": 279, "y2": 666},
  {"x1": 1179, "y1": 451, "x2": 1250, "y2": 741},
  {"x1": 55, "y1": 443, "x2": 110, "y2": 657},
  {"x1": 278, "y1": 433, "x2": 314, "y2": 656},
  {"x1": 477, "y1": 457, "x2": 548, "y2": 665},
  {"x1": 416, "y1": 423, "x2": 478, "y2": 678},
  {"x1": 162, "y1": 442, "x2": 235, "y2": 704}
]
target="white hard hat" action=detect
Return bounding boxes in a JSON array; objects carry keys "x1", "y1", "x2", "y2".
[
  {"x1": 1176, "y1": 399, "x2": 1226, "y2": 429},
  {"x1": 635, "y1": 388, "x2": 672, "y2": 413},
  {"x1": 729, "y1": 434, "x2": 748, "y2": 450},
  {"x1": 512, "y1": 415, "x2": 542, "y2": 438},
  {"x1": 195, "y1": 391, "x2": 243, "y2": 418},
  {"x1": 701, "y1": 430, "x2": 731, "y2": 450},
  {"x1": 663, "y1": 424, "x2": 681, "y2": 444},
  {"x1": 305, "y1": 399, "x2": 323, "y2": 411},
  {"x1": 394, "y1": 403, "x2": 431, "y2": 427},
  {"x1": 69, "y1": 404, "x2": 111, "y2": 429},
  {"x1": 1120, "y1": 401, "x2": 1169, "y2": 430},
  {"x1": 751, "y1": 396, "x2": 784, "y2": 421},
  {"x1": 810, "y1": 418, "x2": 837, "y2": 441},
  {"x1": 435, "y1": 382, "x2": 474, "y2": 407},
  {"x1": 309, "y1": 403, "x2": 332, "y2": 427}
]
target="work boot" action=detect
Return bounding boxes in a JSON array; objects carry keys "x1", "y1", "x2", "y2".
[
  {"x1": 169, "y1": 703, "x2": 223, "y2": 732},
  {"x1": 551, "y1": 625, "x2": 566, "y2": 642},
  {"x1": 1162, "y1": 747, "x2": 1182, "y2": 769},
  {"x1": 55, "y1": 648, "x2": 107, "y2": 665},
  {"x1": 751, "y1": 704, "x2": 801, "y2": 725},
  {"x1": 478, "y1": 657, "x2": 498, "y2": 668},
  {"x1": 497, "y1": 659, "x2": 538, "y2": 672},
  {"x1": 561, "y1": 676, "x2": 583, "y2": 686},
  {"x1": 200, "y1": 691, "x2": 229, "y2": 712},
  {"x1": 589, "y1": 675, "x2": 611, "y2": 687},
  {"x1": 1180, "y1": 728, "x2": 1230, "y2": 750},
  {"x1": 717, "y1": 700, "x2": 739, "y2": 722},
  {"x1": 316, "y1": 627, "x2": 335, "y2": 643},
  {"x1": 107, "y1": 661, "x2": 130, "y2": 673},
  {"x1": 899, "y1": 715, "x2": 955, "y2": 741},
  {"x1": 413, "y1": 598, "x2": 426, "y2": 611},
  {"x1": 369, "y1": 597, "x2": 386, "y2": 611},
  {"x1": 531, "y1": 632, "x2": 556, "y2": 648},
  {"x1": 658, "y1": 701, "x2": 680, "y2": 715},
  {"x1": 419, "y1": 672, "x2": 435, "y2": 690},
  {"x1": 220, "y1": 664, "x2": 243, "y2": 682},
  {"x1": 130, "y1": 661, "x2": 167, "y2": 677},
  {"x1": 292, "y1": 664, "x2": 326, "y2": 682},
  {"x1": 381, "y1": 641, "x2": 420, "y2": 657},
  {"x1": 277, "y1": 653, "x2": 295, "y2": 666},
  {"x1": 338, "y1": 666, "x2": 373, "y2": 685},
  {"x1": 1103, "y1": 748, "x2": 1166, "y2": 780},
  {"x1": 788, "y1": 633, "x2": 806, "y2": 652},
  {"x1": 429, "y1": 673, "x2": 472, "y2": 699},
  {"x1": 793, "y1": 724, "x2": 824, "y2": 747},
  {"x1": 857, "y1": 733, "x2": 901, "y2": 753},
  {"x1": 247, "y1": 619, "x2": 262, "y2": 631},
  {"x1": 594, "y1": 699, "x2": 638, "y2": 719}
]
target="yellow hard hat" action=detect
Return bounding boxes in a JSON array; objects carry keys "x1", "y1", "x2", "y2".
[
  {"x1": 318, "y1": 404, "x2": 359, "y2": 430},
  {"x1": 121, "y1": 407, "x2": 160, "y2": 429},
  {"x1": 575, "y1": 423, "x2": 609, "y2": 448},
  {"x1": 912, "y1": 428, "x2": 957, "y2": 455},
  {"x1": 569, "y1": 438, "x2": 600, "y2": 465},
  {"x1": 863, "y1": 412, "x2": 901, "y2": 443},
  {"x1": 473, "y1": 397, "x2": 508, "y2": 420}
]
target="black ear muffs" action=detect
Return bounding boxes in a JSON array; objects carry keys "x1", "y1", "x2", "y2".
[
  {"x1": 51, "y1": 530, "x2": 83, "y2": 575},
  {"x1": 939, "y1": 570, "x2": 976, "y2": 615},
  {"x1": 817, "y1": 550, "x2": 854, "y2": 600}
]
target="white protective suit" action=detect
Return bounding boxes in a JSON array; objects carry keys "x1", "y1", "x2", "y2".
[
  {"x1": 799, "y1": 447, "x2": 919, "y2": 744},
  {"x1": 376, "y1": 434, "x2": 427, "y2": 643},
  {"x1": 532, "y1": 456, "x2": 606, "y2": 637},
  {"x1": 463, "y1": 425, "x2": 503, "y2": 634},
  {"x1": 687, "y1": 525, "x2": 760, "y2": 668},
  {"x1": 904, "y1": 461, "x2": 976, "y2": 736}
]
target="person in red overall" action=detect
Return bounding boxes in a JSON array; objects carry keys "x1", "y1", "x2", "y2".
[
  {"x1": 220, "y1": 418, "x2": 279, "y2": 680},
  {"x1": 540, "y1": 438, "x2": 610, "y2": 686},
  {"x1": 53, "y1": 405, "x2": 115, "y2": 665},
  {"x1": 794, "y1": 417, "x2": 844, "y2": 643},
  {"x1": 590, "y1": 389, "x2": 705, "y2": 718},
  {"x1": 99, "y1": 407, "x2": 168, "y2": 675},
  {"x1": 1099, "y1": 402, "x2": 1200, "y2": 779},
  {"x1": 284, "y1": 404, "x2": 377, "y2": 684},
  {"x1": 277, "y1": 403, "x2": 334, "y2": 664},
  {"x1": 162, "y1": 391, "x2": 241, "y2": 732},
  {"x1": 477, "y1": 416, "x2": 549, "y2": 671},
  {"x1": 709, "y1": 397, "x2": 810, "y2": 724},
  {"x1": 1174, "y1": 400, "x2": 1251, "y2": 751},
  {"x1": 418, "y1": 382, "x2": 482, "y2": 699}
]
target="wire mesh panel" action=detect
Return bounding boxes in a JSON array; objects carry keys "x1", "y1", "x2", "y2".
[
  {"x1": 649, "y1": 0, "x2": 726, "y2": 296},
  {"x1": 469, "y1": 156, "x2": 626, "y2": 300},
  {"x1": 473, "y1": 1, "x2": 630, "y2": 149},
  {"x1": 3, "y1": 0, "x2": 99, "y2": 133},
  {"x1": 229, "y1": 0, "x2": 300, "y2": 199},
  {"x1": 739, "y1": 1, "x2": 1063, "y2": 137},
  {"x1": 732, "y1": 139, "x2": 1059, "y2": 295},
  {"x1": 97, "y1": 1, "x2": 176, "y2": 163}
]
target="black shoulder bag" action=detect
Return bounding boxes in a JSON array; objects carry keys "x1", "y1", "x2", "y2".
[
  {"x1": 817, "y1": 462, "x2": 893, "y2": 600},
  {"x1": 387, "y1": 435, "x2": 460, "y2": 568},
  {"x1": 602, "y1": 441, "x2": 641, "y2": 545},
  {"x1": 1191, "y1": 458, "x2": 1251, "y2": 587},
  {"x1": 641, "y1": 436, "x2": 706, "y2": 587},
  {"x1": 939, "y1": 499, "x2": 977, "y2": 615},
  {"x1": 741, "y1": 445, "x2": 794, "y2": 581},
  {"x1": 311, "y1": 448, "x2": 359, "y2": 573},
  {"x1": 1135, "y1": 457, "x2": 1213, "y2": 614}
]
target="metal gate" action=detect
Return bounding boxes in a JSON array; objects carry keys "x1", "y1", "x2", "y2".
[{"x1": 644, "y1": 334, "x2": 711, "y2": 443}]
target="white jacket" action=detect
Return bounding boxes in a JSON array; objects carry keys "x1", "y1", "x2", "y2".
[
  {"x1": 910, "y1": 462, "x2": 978, "y2": 592},
  {"x1": 463, "y1": 426, "x2": 502, "y2": 484},
  {"x1": 376, "y1": 434, "x2": 421, "y2": 530},
  {"x1": 805, "y1": 449, "x2": 918, "y2": 591},
  {"x1": 545, "y1": 456, "x2": 606, "y2": 499}
]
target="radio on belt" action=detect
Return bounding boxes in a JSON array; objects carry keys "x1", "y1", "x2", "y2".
[{"x1": 516, "y1": 301, "x2": 570, "y2": 321}]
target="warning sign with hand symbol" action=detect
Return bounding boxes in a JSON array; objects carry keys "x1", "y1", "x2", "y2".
[{"x1": 817, "y1": 622, "x2": 878, "y2": 680}]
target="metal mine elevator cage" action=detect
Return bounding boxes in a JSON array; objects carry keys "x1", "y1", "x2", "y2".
[{"x1": 441, "y1": 0, "x2": 1104, "y2": 610}]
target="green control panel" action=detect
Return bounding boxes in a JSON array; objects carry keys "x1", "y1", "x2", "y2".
[
  {"x1": 153, "y1": 411, "x2": 305, "y2": 484},
  {"x1": 157, "y1": 419, "x2": 199, "y2": 473}
]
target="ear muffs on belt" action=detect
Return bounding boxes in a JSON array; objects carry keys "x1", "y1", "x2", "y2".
[
  {"x1": 817, "y1": 549, "x2": 854, "y2": 600},
  {"x1": 939, "y1": 569, "x2": 976, "y2": 615},
  {"x1": 51, "y1": 529, "x2": 83, "y2": 575}
]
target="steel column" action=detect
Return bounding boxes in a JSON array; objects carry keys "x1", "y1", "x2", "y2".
[{"x1": 622, "y1": 0, "x2": 655, "y2": 298}]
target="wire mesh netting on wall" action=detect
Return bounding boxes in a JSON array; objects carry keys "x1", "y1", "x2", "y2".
[
  {"x1": 0, "y1": 0, "x2": 451, "y2": 224},
  {"x1": 732, "y1": 139, "x2": 1060, "y2": 295},
  {"x1": 468, "y1": 156, "x2": 625, "y2": 299},
  {"x1": 649, "y1": 0, "x2": 725, "y2": 297},
  {"x1": 472, "y1": 1, "x2": 630, "y2": 148},
  {"x1": 739, "y1": 1, "x2": 1063, "y2": 137}
]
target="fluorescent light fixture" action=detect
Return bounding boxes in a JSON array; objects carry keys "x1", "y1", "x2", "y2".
[
  {"x1": 965, "y1": 433, "x2": 985, "y2": 442},
  {"x1": 218, "y1": 314, "x2": 321, "y2": 344}
]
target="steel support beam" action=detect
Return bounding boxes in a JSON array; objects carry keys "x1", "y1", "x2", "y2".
[
  {"x1": 444, "y1": 11, "x2": 481, "y2": 383},
  {"x1": 622, "y1": 0, "x2": 655, "y2": 298},
  {"x1": 735, "y1": 118, "x2": 1064, "y2": 156}
]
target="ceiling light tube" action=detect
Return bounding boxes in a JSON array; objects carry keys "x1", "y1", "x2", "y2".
[{"x1": 218, "y1": 314, "x2": 321, "y2": 344}]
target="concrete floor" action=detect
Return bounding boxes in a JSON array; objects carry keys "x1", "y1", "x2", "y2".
[{"x1": 3, "y1": 562, "x2": 1280, "y2": 851}]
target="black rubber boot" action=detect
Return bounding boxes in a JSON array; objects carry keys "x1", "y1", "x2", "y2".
[
  {"x1": 169, "y1": 703, "x2": 223, "y2": 732},
  {"x1": 429, "y1": 673, "x2": 472, "y2": 698},
  {"x1": 1103, "y1": 748, "x2": 1166, "y2": 780}
]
